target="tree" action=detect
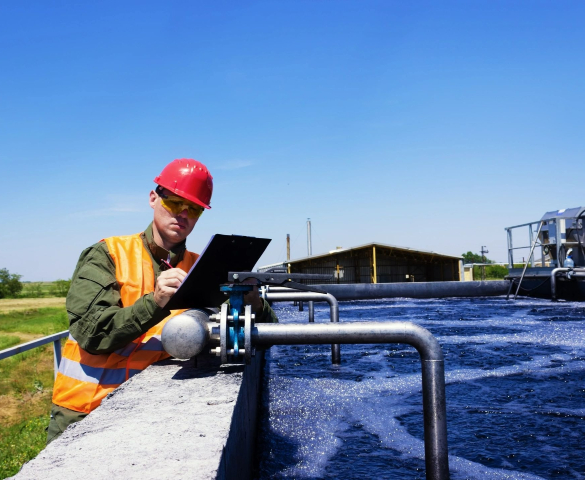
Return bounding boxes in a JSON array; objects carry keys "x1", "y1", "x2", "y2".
[
  {"x1": 0, "y1": 268, "x2": 23, "y2": 298},
  {"x1": 461, "y1": 251, "x2": 494, "y2": 264}
]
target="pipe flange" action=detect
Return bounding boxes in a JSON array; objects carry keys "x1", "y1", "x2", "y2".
[{"x1": 219, "y1": 303, "x2": 228, "y2": 363}]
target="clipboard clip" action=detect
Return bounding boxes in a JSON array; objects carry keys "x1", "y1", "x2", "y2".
[{"x1": 226, "y1": 272, "x2": 333, "y2": 294}]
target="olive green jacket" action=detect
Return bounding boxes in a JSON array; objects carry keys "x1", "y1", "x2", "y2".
[{"x1": 66, "y1": 223, "x2": 277, "y2": 354}]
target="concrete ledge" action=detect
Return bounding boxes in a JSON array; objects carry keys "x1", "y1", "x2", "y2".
[
  {"x1": 13, "y1": 353, "x2": 264, "y2": 480},
  {"x1": 315, "y1": 281, "x2": 510, "y2": 300}
]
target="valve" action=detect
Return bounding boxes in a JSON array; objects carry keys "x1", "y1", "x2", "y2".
[{"x1": 161, "y1": 272, "x2": 331, "y2": 363}]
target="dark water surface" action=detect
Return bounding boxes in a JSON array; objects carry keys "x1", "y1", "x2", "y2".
[{"x1": 255, "y1": 297, "x2": 585, "y2": 479}]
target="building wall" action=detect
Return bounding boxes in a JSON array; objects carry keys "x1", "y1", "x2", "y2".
[{"x1": 289, "y1": 246, "x2": 461, "y2": 284}]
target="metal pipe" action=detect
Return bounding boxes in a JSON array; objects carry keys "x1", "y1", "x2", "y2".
[
  {"x1": 265, "y1": 286, "x2": 303, "y2": 293},
  {"x1": 266, "y1": 291, "x2": 340, "y2": 364},
  {"x1": 308, "y1": 301, "x2": 315, "y2": 323},
  {"x1": 514, "y1": 221, "x2": 544, "y2": 299},
  {"x1": 550, "y1": 267, "x2": 585, "y2": 300},
  {"x1": 507, "y1": 228, "x2": 514, "y2": 268},
  {"x1": 308, "y1": 281, "x2": 509, "y2": 301},
  {"x1": 528, "y1": 224, "x2": 535, "y2": 267},
  {"x1": 253, "y1": 321, "x2": 449, "y2": 480}
]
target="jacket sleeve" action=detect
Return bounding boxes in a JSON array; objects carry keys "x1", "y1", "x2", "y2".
[
  {"x1": 66, "y1": 242, "x2": 170, "y2": 354},
  {"x1": 255, "y1": 298, "x2": 279, "y2": 323}
]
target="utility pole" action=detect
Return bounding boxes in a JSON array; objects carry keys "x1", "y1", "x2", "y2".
[
  {"x1": 307, "y1": 218, "x2": 312, "y2": 256},
  {"x1": 286, "y1": 234, "x2": 290, "y2": 261},
  {"x1": 480, "y1": 246, "x2": 489, "y2": 281}
]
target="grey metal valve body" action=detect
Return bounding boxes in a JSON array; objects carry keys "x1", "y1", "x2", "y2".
[{"x1": 161, "y1": 309, "x2": 214, "y2": 359}]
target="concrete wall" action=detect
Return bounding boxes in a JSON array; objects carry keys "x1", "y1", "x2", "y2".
[{"x1": 13, "y1": 353, "x2": 264, "y2": 480}]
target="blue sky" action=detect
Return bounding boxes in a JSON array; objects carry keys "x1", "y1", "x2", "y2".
[{"x1": 1, "y1": 1, "x2": 585, "y2": 281}]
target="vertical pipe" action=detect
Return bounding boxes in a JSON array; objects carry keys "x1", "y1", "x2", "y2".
[
  {"x1": 299, "y1": 301, "x2": 304, "y2": 311},
  {"x1": 307, "y1": 218, "x2": 312, "y2": 256},
  {"x1": 330, "y1": 300, "x2": 341, "y2": 365},
  {"x1": 528, "y1": 224, "x2": 534, "y2": 267},
  {"x1": 287, "y1": 234, "x2": 291, "y2": 261},
  {"x1": 507, "y1": 229, "x2": 514, "y2": 268},
  {"x1": 458, "y1": 260, "x2": 464, "y2": 282},
  {"x1": 308, "y1": 301, "x2": 314, "y2": 323},
  {"x1": 422, "y1": 359, "x2": 449, "y2": 480},
  {"x1": 53, "y1": 339, "x2": 62, "y2": 380},
  {"x1": 556, "y1": 218, "x2": 564, "y2": 266},
  {"x1": 372, "y1": 246, "x2": 377, "y2": 284}
]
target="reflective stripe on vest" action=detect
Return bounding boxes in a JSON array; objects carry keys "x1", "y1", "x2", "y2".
[{"x1": 52, "y1": 233, "x2": 199, "y2": 414}]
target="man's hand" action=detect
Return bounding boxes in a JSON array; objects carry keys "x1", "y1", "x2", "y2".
[
  {"x1": 242, "y1": 278, "x2": 264, "y2": 314},
  {"x1": 153, "y1": 268, "x2": 187, "y2": 308}
]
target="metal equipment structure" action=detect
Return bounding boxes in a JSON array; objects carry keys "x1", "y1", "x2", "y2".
[
  {"x1": 161, "y1": 272, "x2": 451, "y2": 480},
  {"x1": 505, "y1": 206, "x2": 585, "y2": 300}
]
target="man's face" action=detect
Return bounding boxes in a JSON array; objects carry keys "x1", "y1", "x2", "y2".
[{"x1": 149, "y1": 188, "x2": 202, "y2": 248}]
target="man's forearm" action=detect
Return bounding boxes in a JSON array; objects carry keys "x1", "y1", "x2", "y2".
[{"x1": 69, "y1": 293, "x2": 170, "y2": 354}]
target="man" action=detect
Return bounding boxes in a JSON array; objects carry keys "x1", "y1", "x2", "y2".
[{"x1": 48, "y1": 158, "x2": 277, "y2": 443}]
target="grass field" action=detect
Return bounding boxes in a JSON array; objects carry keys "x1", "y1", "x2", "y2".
[
  {"x1": 19, "y1": 281, "x2": 69, "y2": 299},
  {"x1": 0, "y1": 298, "x2": 65, "y2": 315},
  {"x1": 0, "y1": 301, "x2": 68, "y2": 479}
]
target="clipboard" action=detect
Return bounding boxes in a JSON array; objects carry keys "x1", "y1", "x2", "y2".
[{"x1": 164, "y1": 234, "x2": 271, "y2": 310}]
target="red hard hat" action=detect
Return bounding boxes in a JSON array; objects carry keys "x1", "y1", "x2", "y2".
[{"x1": 154, "y1": 159, "x2": 213, "y2": 209}]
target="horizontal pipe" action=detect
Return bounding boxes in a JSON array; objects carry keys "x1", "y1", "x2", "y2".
[
  {"x1": 295, "y1": 281, "x2": 509, "y2": 301},
  {"x1": 253, "y1": 321, "x2": 443, "y2": 361}
]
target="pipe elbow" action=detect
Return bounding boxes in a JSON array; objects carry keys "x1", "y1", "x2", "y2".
[{"x1": 402, "y1": 322, "x2": 444, "y2": 361}]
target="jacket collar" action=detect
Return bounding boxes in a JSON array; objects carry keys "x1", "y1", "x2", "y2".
[{"x1": 142, "y1": 223, "x2": 186, "y2": 267}]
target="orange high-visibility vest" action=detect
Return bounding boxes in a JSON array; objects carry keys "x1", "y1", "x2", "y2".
[{"x1": 52, "y1": 233, "x2": 198, "y2": 414}]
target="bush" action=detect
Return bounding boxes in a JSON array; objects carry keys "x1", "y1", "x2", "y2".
[
  {"x1": 0, "y1": 268, "x2": 23, "y2": 298},
  {"x1": 485, "y1": 265, "x2": 508, "y2": 279},
  {"x1": 21, "y1": 282, "x2": 45, "y2": 298},
  {"x1": 49, "y1": 279, "x2": 71, "y2": 297},
  {"x1": 472, "y1": 265, "x2": 508, "y2": 280}
]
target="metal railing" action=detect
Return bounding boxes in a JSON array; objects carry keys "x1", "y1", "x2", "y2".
[
  {"x1": 505, "y1": 220, "x2": 542, "y2": 268},
  {"x1": 0, "y1": 330, "x2": 68, "y2": 379}
]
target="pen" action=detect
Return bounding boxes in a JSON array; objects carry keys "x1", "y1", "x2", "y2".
[{"x1": 161, "y1": 253, "x2": 173, "y2": 270}]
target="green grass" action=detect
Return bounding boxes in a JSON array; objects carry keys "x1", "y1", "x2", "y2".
[
  {"x1": 0, "y1": 415, "x2": 50, "y2": 478},
  {"x1": 0, "y1": 335, "x2": 20, "y2": 350},
  {"x1": 0, "y1": 306, "x2": 67, "y2": 479},
  {"x1": 0, "y1": 307, "x2": 68, "y2": 335}
]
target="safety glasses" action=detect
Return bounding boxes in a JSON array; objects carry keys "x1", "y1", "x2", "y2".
[{"x1": 159, "y1": 193, "x2": 204, "y2": 219}]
